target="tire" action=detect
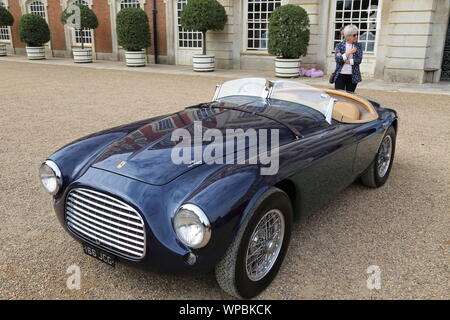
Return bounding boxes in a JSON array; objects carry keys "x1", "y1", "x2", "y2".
[
  {"x1": 361, "y1": 126, "x2": 396, "y2": 188},
  {"x1": 215, "y1": 187, "x2": 293, "y2": 299}
]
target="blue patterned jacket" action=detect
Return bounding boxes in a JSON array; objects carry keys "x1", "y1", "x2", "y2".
[{"x1": 333, "y1": 41, "x2": 363, "y2": 84}]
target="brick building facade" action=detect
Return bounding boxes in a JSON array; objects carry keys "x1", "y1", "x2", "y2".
[
  {"x1": 1, "y1": 0, "x2": 450, "y2": 83},
  {"x1": 1, "y1": 0, "x2": 168, "y2": 62}
]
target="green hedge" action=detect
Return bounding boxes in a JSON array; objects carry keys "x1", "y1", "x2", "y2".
[
  {"x1": 116, "y1": 8, "x2": 150, "y2": 51},
  {"x1": 180, "y1": 0, "x2": 227, "y2": 55},
  {"x1": 0, "y1": 6, "x2": 14, "y2": 27},
  {"x1": 268, "y1": 5, "x2": 310, "y2": 59},
  {"x1": 19, "y1": 14, "x2": 51, "y2": 47}
]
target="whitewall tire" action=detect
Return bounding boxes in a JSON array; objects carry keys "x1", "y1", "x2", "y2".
[
  {"x1": 275, "y1": 58, "x2": 301, "y2": 78},
  {"x1": 73, "y1": 48, "x2": 93, "y2": 63},
  {"x1": 26, "y1": 46, "x2": 45, "y2": 60},
  {"x1": 193, "y1": 54, "x2": 215, "y2": 72},
  {"x1": 125, "y1": 50, "x2": 146, "y2": 67}
]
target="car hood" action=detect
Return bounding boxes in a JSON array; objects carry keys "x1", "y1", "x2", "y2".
[{"x1": 91, "y1": 98, "x2": 326, "y2": 185}]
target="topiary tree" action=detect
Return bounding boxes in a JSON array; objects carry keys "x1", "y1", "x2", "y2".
[
  {"x1": 268, "y1": 4, "x2": 310, "y2": 59},
  {"x1": 116, "y1": 8, "x2": 150, "y2": 51},
  {"x1": 180, "y1": 0, "x2": 227, "y2": 55},
  {"x1": 19, "y1": 14, "x2": 50, "y2": 47},
  {"x1": 61, "y1": 3, "x2": 99, "y2": 49},
  {"x1": 0, "y1": 6, "x2": 14, "y2": 28}
]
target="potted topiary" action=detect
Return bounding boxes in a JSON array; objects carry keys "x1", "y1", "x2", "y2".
[
  {"x1": 180, "y1": 0, "x2": 227, "y2": 72},
  {"x1": 268, "y1": 4, "x2": 310, "y2": 78},
  {"x1": 61, "y1": 3, "x2": 99, "y2": 63},
  {"x1": 116, "y1": 8, "x2": 150, "y2": 67},
  {"x1": 0, "y1": 6, "x2": 14, "y2": 56},
  {"x1": 19, "y1": 13, "x2": 50, "y2": 60}
]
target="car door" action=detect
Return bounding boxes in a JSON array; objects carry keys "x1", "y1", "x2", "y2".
[{"x1": 286, "y1": 122, "x2": 358, "y2": 216}]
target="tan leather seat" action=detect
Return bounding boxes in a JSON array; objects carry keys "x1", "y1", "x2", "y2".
[{"x1": 333, "y1": 101, "x2": 361, "y2": 122}]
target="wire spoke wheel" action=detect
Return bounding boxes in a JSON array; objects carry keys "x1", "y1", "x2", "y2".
[
  {"x1": 245, "y1": 209, "x2": 285, "y2": 282},
  {"x1": 377, "y1": 135, "x2": 392, "y2": 178}
]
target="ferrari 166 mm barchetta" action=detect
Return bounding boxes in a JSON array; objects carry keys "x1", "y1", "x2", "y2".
[{"x1": 39, "y1": 78, "x2": 398, "y2": 298}]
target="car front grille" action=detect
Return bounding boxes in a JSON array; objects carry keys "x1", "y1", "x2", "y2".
[{"x1": 65, "y1": 188, "x2": 146, "y2": 259}]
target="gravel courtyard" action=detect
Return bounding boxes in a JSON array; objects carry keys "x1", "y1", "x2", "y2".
[{"x1": 0, "y1": 61, "x2": 448, "y2": 300}]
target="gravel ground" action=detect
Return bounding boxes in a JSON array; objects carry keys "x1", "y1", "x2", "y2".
[{"x1": 0, "y1": 61, "x2": 448, "y2": 300}]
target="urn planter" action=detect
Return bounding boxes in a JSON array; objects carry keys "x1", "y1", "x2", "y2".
[
  {"x1": 275, "y1": 58, "x2": 301, "y2": 78},
  {"x1": 0, "y1": 44, "x2": 6, "y2": 56},
  {"x1": 193, "y1": 54, "x2": 215, "y2": 72},
  {"x1": 125, "y1": 50, "x2": 146, "y2": 67},
  {"x1": 73, "y1": 48, "x2": 93, "y2": 63},
  {"x1": 26, "y1": 46, "x2": 45, "y2": 60}
]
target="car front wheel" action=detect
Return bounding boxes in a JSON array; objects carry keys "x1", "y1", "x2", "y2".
[{"x1": 215, "y1": 187, "x2": 293, "y2": 299}]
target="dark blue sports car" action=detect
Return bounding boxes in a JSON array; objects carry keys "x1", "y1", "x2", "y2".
[{"x1": 39, "y1": 78, "x2": 398, "y2": 299}]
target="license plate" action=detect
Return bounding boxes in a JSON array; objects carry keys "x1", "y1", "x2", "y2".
[{"x1": 83, "y1": 244, "x2": 116, "y2": 267}]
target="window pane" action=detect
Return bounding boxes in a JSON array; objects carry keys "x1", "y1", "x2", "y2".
[
  {"x1": 246, "y1": 0, "x2": 281, "y2": 51},
  {"x1": 332, "y1": 0, "x2": 379, "y2": 53},
  {"x1": 177, "y1": 0, "x2": 203, "y2": 48}
]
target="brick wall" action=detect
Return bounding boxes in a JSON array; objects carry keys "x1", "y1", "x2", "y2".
[
  {"x1": 93, "y1": 0, "x2": 112, "y2": 54},
  {"x1": 5, "y1": 0, "x2": 167, "y2": 58}
]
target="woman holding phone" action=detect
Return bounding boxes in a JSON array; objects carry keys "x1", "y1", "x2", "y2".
[{"x1": 332, "y1": 25, "x2": 363, "y2": 92}]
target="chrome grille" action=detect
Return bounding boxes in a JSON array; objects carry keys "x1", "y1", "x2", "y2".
[{"x1": 65, "y1": 188, "x2": 146, "y2": 259}]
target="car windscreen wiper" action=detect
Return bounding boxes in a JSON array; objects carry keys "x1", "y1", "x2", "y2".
[{"x1": 187, "y1": 102, "x2": 303, "y2": 139}]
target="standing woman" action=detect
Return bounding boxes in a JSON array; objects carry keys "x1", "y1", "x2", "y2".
[{"x1": 333, "y1": 25, "x2": 363, "y2": 92}]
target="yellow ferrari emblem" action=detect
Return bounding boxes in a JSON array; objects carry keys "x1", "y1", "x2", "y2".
[{"x1": 116, "y1": 161, "x2": 126, "y2": 169}]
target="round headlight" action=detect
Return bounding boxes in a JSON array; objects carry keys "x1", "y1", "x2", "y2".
[
  {"x1": 39, "y1": 160, "x2": 62, "y2": 195},
  {"x1": 173, "y1": 204, "x2": 211, "y2": 249}
]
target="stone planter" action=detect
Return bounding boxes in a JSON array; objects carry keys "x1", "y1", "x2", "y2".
[
  {"x1": 26, "y1": 46, "x2": 46, "y2": 60},
  {"x1": 0, "y1": 44, "x2": 6, "y2": 56},
  {"x1": 73, "y1": 48, "x2": 93, "y2": 63},
  {"x1": 125, "y1": 50, "x2": 146, "y2": 67},
  {"x1": 193, "y1": 54, "x2": 215, "y2": 72},
  {"x1": 275, "y1": 57, "x2": 301, "y2": 78}
]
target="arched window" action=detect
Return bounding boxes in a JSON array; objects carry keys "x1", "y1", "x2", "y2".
[
  {"x1": 120, "y1": 0, "x2": 140, "y2": 10},
  {"x1": 72, "y1": 0, "x2": 93, "y2": 46},
  {"x1": 28, "y1": 0, "x2": 46, "y2": 19},
  {"x1": 0, "y1": 1, "x2": 10, "y2": 42}
]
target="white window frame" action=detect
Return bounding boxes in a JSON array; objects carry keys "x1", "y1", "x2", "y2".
[
  {"x1": 69, "y1": 0, "x2": 93, "y2": 47},
  {"x1": 0, "y1": 0, "x2": 11, "y2": 44},
  {"x1": 27, "y1": 0, "x2": 47, "y2": 19},
  {"x1": 175, "y1": 0, "x2": 202, "y2": 49},
  {"x1": 328, "y1": 0, "x2": 383, "y2": 55},
  {"x1": 111, "y1": 0, "x2": 146, "y2": 52},
  {"x1": 118, "y1": 0, "x2": 142, "y2": 11},
  {"x1": 242, "y1": 0, "x2": 282, "y2": 53}
]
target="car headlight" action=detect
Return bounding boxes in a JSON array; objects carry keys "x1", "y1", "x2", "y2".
[
  {"x1": 39, "y1": 160, "x2": 62, "y2": 195},
  {"x1": 173, "y1": 204, "x2": 211, "y2": 249}
]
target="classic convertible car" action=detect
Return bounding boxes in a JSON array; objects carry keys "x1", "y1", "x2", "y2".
[{"x1": 39, "y1": 78, "x2": 397, "y2": 299}]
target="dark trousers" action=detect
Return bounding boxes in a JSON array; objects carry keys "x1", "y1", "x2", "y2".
[{"x1": 335, "y1": 74, "x2": 357, "y2": 92}]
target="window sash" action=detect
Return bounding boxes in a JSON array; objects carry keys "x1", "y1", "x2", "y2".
[
  {"x1": 28, "y1": 1, "x2": 46, "y2": 19},
  {"x1": 332, "y1": 0, "x2": 379, "y2": 53},
  {"x1": 245, "y1": 0, "x2": 281, "y2": 51},
  {"x1": 176, "y1": 0, "x2": 202, "y2": 49}
]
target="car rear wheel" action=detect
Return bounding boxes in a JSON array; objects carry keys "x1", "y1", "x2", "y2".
[
  {"x1": 361, "y1": 126, "x2": 396, "y2": 188},
  {"x1": 215, "y1": 187, "x2": 293, "y2": 299}
]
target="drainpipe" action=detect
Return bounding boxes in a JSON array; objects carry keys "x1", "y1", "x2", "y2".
[{"x1": 152, "y1": 0, "x2": 159, "y2": 64}]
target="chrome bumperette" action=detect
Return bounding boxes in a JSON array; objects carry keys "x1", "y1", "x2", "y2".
[{"x1": 65, "y1": 188, "x2": 146, "y2": 259}]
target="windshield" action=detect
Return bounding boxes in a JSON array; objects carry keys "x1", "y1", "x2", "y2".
[
  {"x1": 214, "y1": 78, "x2": 332, "y2": 118},
  {"x1": 215, "y1": 78, "x2": 267, "y2": 100}
]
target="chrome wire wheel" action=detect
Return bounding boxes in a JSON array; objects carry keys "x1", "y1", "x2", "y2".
[
  {"x1": 377, "y1": 135, "x2": 393, "y2": 178},
  {"x1": 245, "y1": 209, "x2": 285, "y2": 282}
]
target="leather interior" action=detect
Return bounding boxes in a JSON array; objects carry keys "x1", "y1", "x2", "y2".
[{"x1": 332, "y1": 101, "x2": 361, "y2": 122}]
